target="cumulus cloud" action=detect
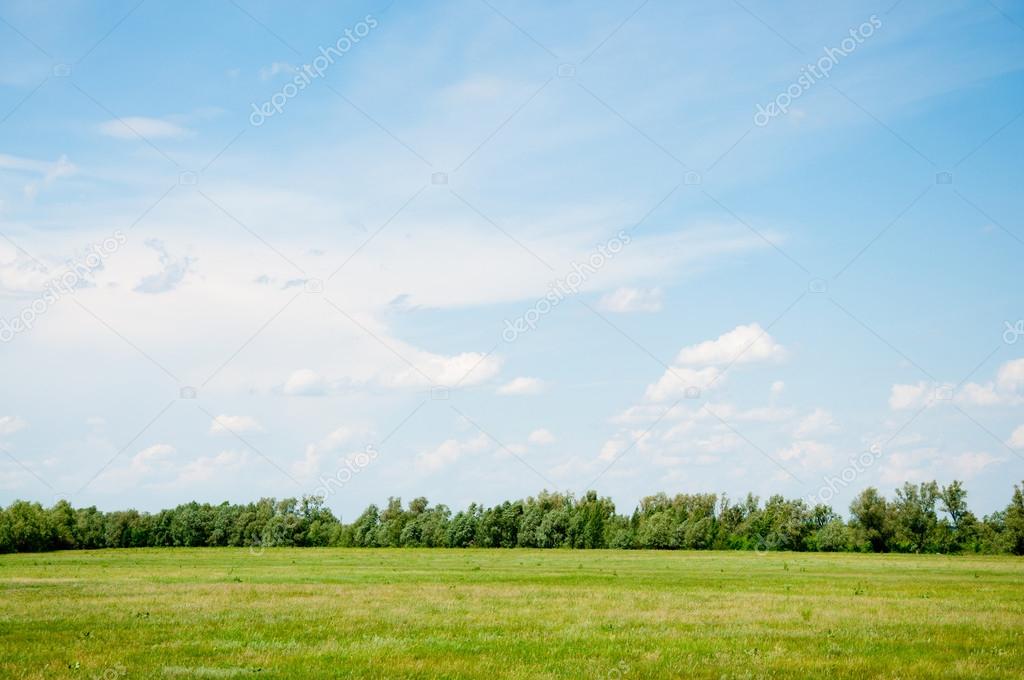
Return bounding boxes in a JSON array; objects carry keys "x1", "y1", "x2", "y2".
[
  {"x1": 95, "y1": 444, "x2": 176, "y2": 488},
  {"x1": 528, "y1": 428, "x2": 556, "y2": 445},
  {"x1": 1010, "y1": 425, "x2": 1024, "y2": 448},
  {"x1": 390, "y1": 351, "x2": 502, "y2": 388},
  {"x1": 889, "y1": 359, "x2": 1024, "y2": 410},
  {"x1": 416, "y1": 433, "x2": 489, "y2": 472},
  {"x1": 209, "y1": 415, "x2": 264, "y2": 434},
  {"x1": 598, "y1": 437, "x2": 626, "y2": 462},
  {"x1": 795, "y1": 408, "x2": 837, "y2": 438},
  {"x1": 283, "y1": 369, "x2": 327, "y2": 396},
  {"x1": 132, "y1": 444, "x2": 175, "y2": 467},
  {"x1": 997, "y1": 358, "x2": 1024, "y2": 393},
  {"x1": 497, "y1": 377, "x2": 545, "y2": 395},
  {"x1": 281, "y1": 349, "x2": 502, "y2": 395},
  {"x1": 881, "y1": 447, "x2": 1004, "y2": 483},
  {"x1": 674, "y1": 323, "x2": 785, "y2": 366},
  {"x1": 133, "y1": 239, "x2": 194, "y2": 294},
  {"x1": 71, "y1": 440, "x2": 253, "y2": 491},
  {"x1": 98, "y1": 116, "x2": 191, "y2": 140},
  {"x1": 946, "y1": 451, "x2": 1004, "y2": 479},
  {"x1": 292, "y1": 426, "x2": 357, "y2": 478},
  {"x1": 641, "y1": 324, "x2": 785, "y2": 403},
  {"x1": 644, "y1": 366, "x2": 720, "y2": 402},
  {"x1": 889, "y1": 382, "x2": 932, "y2": 410},
  {"x1": 178, "y1": 450, "x2": 248, "y2": 483},
  {"x1": 0, "y1": 416, "x2": 27, "y2": 435},
  {"x1": 599, "y1": 287, "x2": 663, "y2": 313},
  {"x1": 776, "y1": 439, "x2": 834, "y2": 467},
  {"x1": 955, "y1": 382, "x2": 1003, "y2": 406}
]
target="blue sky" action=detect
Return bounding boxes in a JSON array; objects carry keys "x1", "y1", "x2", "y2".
[{"x1": 1, "y1": 0, "x2": 1023, "y2": 519}]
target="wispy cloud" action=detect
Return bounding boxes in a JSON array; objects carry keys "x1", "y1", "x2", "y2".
[{"x1": 98, "y1": 116, "x2": 191, "y2": 140}]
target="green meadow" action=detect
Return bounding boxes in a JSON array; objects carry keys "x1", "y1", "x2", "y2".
[{"x1": 1, "y1": 549, "x2": 1022, "y2": 679}]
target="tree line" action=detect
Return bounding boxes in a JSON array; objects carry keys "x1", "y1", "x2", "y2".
[{"x1": 2, "y1": 480, "x2": 1023, "y2": 554}]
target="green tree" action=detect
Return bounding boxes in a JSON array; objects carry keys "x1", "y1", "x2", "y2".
[
  {"x1": 849, "y1": 487, "x2": 891, "y2": 552},
  {"x1": 890, "y1": 482, "x2": 940, "y2": 553},
  {"x1": 1004, "y1": 481, "x2": 1024, "y2": 555}
]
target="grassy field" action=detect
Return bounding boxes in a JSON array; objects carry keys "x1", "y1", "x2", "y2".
[{"x1": 1, "y1": 549, "x2": 1022, "y2": 679}]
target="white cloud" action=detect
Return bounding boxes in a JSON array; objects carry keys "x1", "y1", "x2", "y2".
[
  {"x1": 178, "y1": 450, "x2": 248, "y2": 483},
  {"x1": 795, "y1": 408, "x2": 837, "y2": 438},
  {"x1": 98, "y1": 116, "x2": 191, "y2": 140},
  {"x1": 259, "y1": 62, "x2": 295, "y2": 80},
  {"x1": 416, "y1": 433, "x2": 489, "y2": 472},
  {"x1": 390, "y1": 351, "x2": 502, "y2": 388},
  {"x1": 292, "y1": 426, "x2": 357, "y2": 478},
  {"x1": 946, "y1": 451, "x2": 1004, "y2": 479},
  {"x1": 776, "y1": 439, "x2": 833, "y2": 465},
  {"x1": 641, "y1": 324, "x2": 785, "y2": 403},
  {"x1": 879, "y1": 447, "x2": 934, "y2": 484},
  {"x1": 96, "y1": 444, "x2": 176, "y2": 488},
  {"x1": 997, "y1": 358, "x2": 1024, "y2": 393},
  {"x1": 1010, "y1": 425, "x2": 1024, "y2": 448},
  {"x1": 495, "y1": 442, "x2": 528, "y2": 458},
  {"x1": 528, "y1": 428, "x2": 556, "y2": 445},
  {"x1": 644, "y1": 366, "x2": 720, "y2": 402},
  {"x1": 881, "y1": 447, "x2": 1004, "y2": 484},
  {"x1": 599, "y1": 286, "x2": 663, "y2": 313},
  {"x1": 284, "y1": 369, "x2": 327, "y2": 396},
  {"x1": 0, "y1": 152, "x2": 76, "y2": 200},
  {"x1": 889, "y1": 361, "x2": 1024, "y2": 410},
  {"x1": 695, "y1": 431, "x2": 742, "y2": 454},
  {"x1": 889, "y1": 382, "x2": 931, "y2": 410},
  {"x1": 770, "y1": 380, "x2": 785, "y2": 396},
  {"x1": 0, "y1": 416, "x2": 27, "y2": 435},
  {"x1": 133, "y1": 239, "x2": 194, "y2": 294},
  {"x1": 209, "y1": 415, "x2": 264, "y2": 435},
  {"x1": 133, "y1": 443, "x2": 176, "y2": 468},
  {"x1": 497, "y1": 377, "x2": 545, "y2": 395},
  {"x1": 598, "y1": 437, "x2": 626, "y2": 462},
  {"x1": 955, "y1": 382, "x2": 1002, "y2": 406},
  {"x1": 675, "y1": 323, "x2": 785, "y2": 366}
]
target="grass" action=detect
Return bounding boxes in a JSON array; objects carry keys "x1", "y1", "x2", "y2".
[{"x1": 1, "y1": 549, "x2": 1022, "y2": 679}]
